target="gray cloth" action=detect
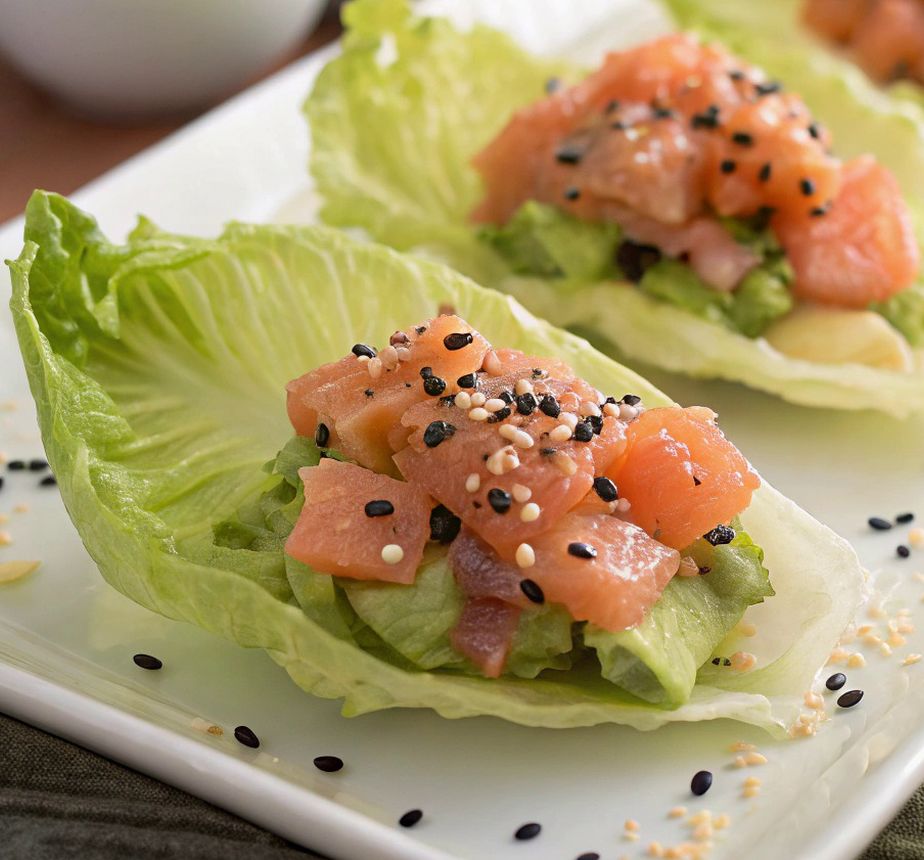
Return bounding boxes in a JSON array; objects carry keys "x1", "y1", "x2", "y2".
[
  {"x1": 0, "y1": 710, "x2": 917, "y2": 859},
  {"x1": 0, "y1": 712, "x2": 319, "y2": 859}
]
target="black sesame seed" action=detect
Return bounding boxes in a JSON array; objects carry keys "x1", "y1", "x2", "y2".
[
  {"x1": 545, "y1": 77, "x2": 561, "y2": 94},
  {"x1": 351, "y1": 343, "x2": 376, "y2": 359},
  {"x1": 555, "y1": 144, "x2": 584, "y2": 165},
  {"x1": 652, "y1": 106, "x2": 674, "y2": 119},
  {"x1": 499, "y1": 391, "x2": 515, "y2": 405},
  {"x1": 810, "y1": 204, "x2": 829, "y2": 217},
  {"x1": 807, "y1": 122, "x2": 821, "y2": 139},
  {"x1": 487, "y1": 407, "x2": 511, "y2": 423},
  {"x1": 538, "y1": 394, "x2": 561, "y2": 418},
  {"x1": 691, "y1": 770, "x2": 713, "y2": 796},
  {"x1": 540, "y1": 447, "x2": 556, "y2": 457},
  {"x1": 731, "y1": 131, "x2": 754, "y2": 146},
  {"x1": 419, "y1": 366, "x2": 434, "y2": 379},
  {"x1": 755, "y1": 80, "x2": 781, "y2": 96},
  {"x1": 711, "y1": 657, "x2": 721, "y2": 665},
  {"x1": 364, "y1": 499, "x2": 394, "y2": 518},
  {"x1": 39, "y1": 475, "x2": 57, "y2": 487},
  {"x1": 605, "y1": 99, "x2": 620, "y2": 114},
  {"x1": 897, "y1": 512, "x2": 915, "y2": 524},
  {"x1": 868, "y1": 516, "x2": 892, "y2": 531},
  {"x1": 800, "y1": 178, "x2": 815, "y2": 196},
  {"x1": 720, "y1": 159, "x2": 736, "y2": 174},
  {"x1": 234, "y1": 726, "x2": 260, "y2": 749},
  {"x1": 429, "y1": 504, "x2": 461, "y2": 544},
  {"x1": 568, "y1": 542, "x2": 597, "y2": 559},
  {"x1": 587, "y1": 414, "x2": 603, "y2": 435},
  {"x1": 415, "y1": 326, "x2": 427, "y2": 334},
  {"x1": 837, "y1": 689, "x2": 864, "y2": 709},
  {"x1": 0, "y1": 476, "x2": 4, "y2": 491},
  {"x1": 423, "y1": 421, "x2": 456, "y2": 448},
  {"x1": 423, "y1": 376, "x2": 447, "y2": 396},
  {"x1": 699, "y1": 566, "x2": 711, "y2": 575},
  {"x1": 593, "y1": 477, "x2": 618, "y2": 502},
  {"x1": 729, "y1": 70, "x2": 746, "y2": 81},
  {"x1": 898, "y1": 545, "x2": 911, "y2": 559},
  {"x1": 364, "y1": 389, "x2": 374, "y2": 398},
  {"x1": 28, "y1": 459, "x2": 48, "y2": 471},
  {"x1": 622, "y1": 394, "x2": 641, "y2": 406},
  {"x1": 758, "y1": 162, "x2": 772, "y2": 182},
  {"x1": 457, "y1": 373, "x2": 477, "y2": 389},
  {"x1": 616, "y1": 241, "x2": 662, "y2": 283},
  {"x1": 693, "y1": 476, "x2": 702, "y2": 486},
  {"x1": 576, "y1": 854, "x2": 600, "y2": 860},
  {"x1": 826, "y1": 672, "x2": 847, "y2": 691},
  {"x1": 611, "y1": 120, "x2": 628, "y2": 131},
  {"x1": 704, "y1": 524, "x2": 736, "y2": 546},
  {"x1": 443, "y1": 332, "x2": 474, "y2": 351},
  {"x1": 315, "y1": 423, "x2": 330, "y2": 448},
  {"x1": 564, "y1": 186, "x2": 581, "y2": 200},
  {"x1": 572, "y1": 421, "x2": 594, "y2": 443},
  {"x1": 7, "y1": 460, "x2": 25, "y2": 471},
  {"x1": 313, "y1": 755, "x2": 344, "y2": 772},
  {"x1": 531, "y1": 368, "x2": 545, "y2": 379},
  {"x1": 516, "y1": 393, "x2": 538, "y2": 416},
  {"x1": 488, "y1": 488, "x2": 512, "y2": 514},
  {"x1": 520, "y1": 579, "x2": 545, "y2": 604},
  {"x1": 723, "y1": 657, "x2": 731, "y2": 667},
  {"x1": 399, "y1": 809, "x2": 423, "y2": 828},
  {"x1": 514, "y1": 823, "x2": 542, "y2": 841},
  {"x1": 691, "y1": 109, "x2": 720, "y2": 129},
  {"x1": 132, "y1": 653, "x2": 162, "y2": 671}
]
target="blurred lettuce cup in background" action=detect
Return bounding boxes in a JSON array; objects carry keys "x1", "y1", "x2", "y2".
[{"x1": 0, "y1": 0, "x2": 327, "y2": 118}]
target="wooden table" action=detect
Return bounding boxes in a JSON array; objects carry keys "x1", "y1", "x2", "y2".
[{"x1": 0, "y1": 11, "x2": 341, "y2": 225}]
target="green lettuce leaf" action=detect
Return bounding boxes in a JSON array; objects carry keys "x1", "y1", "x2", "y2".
[
  {"x1": 8, "y1": 190, "x2": 864, "y2": 732},
  {"x1": 875, "y1": 284, "x2": 924, "y2": 348},
  {"x1": 305, "y1": 0, "x2": 924, "y2": 415},
  {"x1": 585, "y1": 529, "x2": 774, "y2": 707}
]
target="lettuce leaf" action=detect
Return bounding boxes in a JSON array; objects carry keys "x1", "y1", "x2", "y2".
[
  {"x1": 8, "y1": 191, "x2": 864, "y2": 732},
  {"x1": 305, "y1": 0, "x2": 924, "y2": 415}
]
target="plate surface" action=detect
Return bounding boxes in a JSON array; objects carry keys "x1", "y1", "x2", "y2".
[{"x1": 1, "y1": 3, "x2": 923, "y2": 860}]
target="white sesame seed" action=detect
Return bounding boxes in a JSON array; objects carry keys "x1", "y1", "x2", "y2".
[
  {"x1": 381, "y1": 544, "x2": 404, "y2": 565},
  {"x1": 889, "y1": 631, "x2": 906, "y2": 647},
  {"x1": 668, "y1": 806, "x2": 687, "y2": 819},
  {"x1": 745, "y1": 752, "x2": 768, "y2": 766},
  {"x1": 191, "y1": 717, "x2": 223, "y2": 736},
  {"x1": 482, "y1": 350, "x2": 503, "y2": 376},
  {"x1": 619, "y1": 404, "x2": 638, "y2": 420},
  {"x1": 485, "y1": 398, "x2": 507, "y2": 413},
  {"x1": 486, "y1": 446, "x2": 519, "y2": 476},
  {"x1": 470, "y1": 392, "x2": 486, "y2": 407},
  {"x1": 730, "y1": 741, "x2": 756, "y2": 752},
  {"x1": 713, "y1": 814, "x2": 731, "y2": 830},
  {"x1": 515, "y1": 379, "x2": 533, "y2": 396},
  {"x1": 0, "y1": 531, "x2": 12, "y2": 547},
  {"x1": 554, "y1": 453, "x2": 578, "y2": 477},
  {"x1": 738, "y1": 622, "x2": 758, "y2": 637},
  {"x1": 0, "y1": 560, "x2": 39, "y2": 583},
  {"x1": 559, "y1": 412, "x2": 578, "y2": 430},
  {"x1": 512, "y1": 484, "x2": 531, "y2": 503},
  {"x1": 646, "y1": 842, "x2": 663, "y2": 858},
  {"x1": 903, "y1": 653, "x2": 922, "y2": 666},
  {"x1": 625, "y1": 819, "x2": 640, "y2": 832},
  {"x1": 515, "y1": 543, "x2": 535, "y2": 568},
  {"x1": 502, "y1": 452, "x2": 520, "y2": 472},
  {"x1": 603, "y1": 402, "x2": 620, "y2": 417},
  {"x1": 804, "y1": 692, "x2": 824, "y2": 710},
  {"x1": 678, "y1": 557, "x2": 699, "y2": 577},
  {"x1": 616, "y1": 498, "x2": 631, "y2": 513},
  {"x1": 693, "y1": 823, "x2": 713, "y2": 841},
  {"x1": 734, "y1": 755, "x2": 747, "y2": 768},
  {"x1": 549, "y1": 424, "x2": 572, "y2": 443},
  {"x1": 469, "y1": 407, "x2": 489, "y2": 422},
  {"x1": 520, "y1": 503, "x2": 541, "y2": 523},
  {"x1": 511, "y1": 430, "x2": 534, "y2": 449},
  {"x1": 367, "y1": 357, "x2": 383, "y2": 379},
  {"x1": 465, "y1": 473, "x2": 481, "y2": 493},
  {"x1": 499, "y1": 424, "x2": 518, "y2": 441},
  {"x1": 379, "y1": 345, "x2": 399, "y2": 370},
  {"x1": 744, "y1": 776, "x2": 761, "y2": 788},
  {"x1": 880, "y1": 642, "x2": 893, "y2": 657},
  {"x1": 623, "y1": 833, "x2": 640, "y2": 843},
  {"x1": 454, "y1": 392, "x2": 472, "y2": 410},
  {"x1": 396, "y1": 347, "x2": 412, "y2": 361},
  {"x1": 908, "y1": 528, "x2": 924, "y2": 548},
  {"x1": 581, "y1": 401, "x2": 602, "y2": 418},
  {"x1": 357, "y1": 354, "x2": 370, "y2": 363}
]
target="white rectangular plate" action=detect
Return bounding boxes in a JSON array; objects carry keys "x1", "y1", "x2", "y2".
[{"x1": 2, "y1": 3, "x2": 924, "y2": 859}]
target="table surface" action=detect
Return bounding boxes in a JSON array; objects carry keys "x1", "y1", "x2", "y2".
[{"x1": 0, "y1": 9, "x2": 921, "y2": 860}]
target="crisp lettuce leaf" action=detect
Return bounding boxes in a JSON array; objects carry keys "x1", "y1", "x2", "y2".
[
  {"x1": 306, "y1": 0, "x2": 924, "y2": 415},
  {"x1": 8, "y1": 191, "x2": 864, "y2": 732},
  {"x1": 585, "y1": 529, "x2": 773, "y2": 707}
]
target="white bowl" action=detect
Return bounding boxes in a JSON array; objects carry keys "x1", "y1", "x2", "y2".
[{"x1": 0, "y1": 0, "x2": 327, "y2": 118}]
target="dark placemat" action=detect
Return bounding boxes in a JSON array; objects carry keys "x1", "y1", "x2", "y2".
[{"x1": 1, "y1": 709, "x2": 920, "y2": 859}]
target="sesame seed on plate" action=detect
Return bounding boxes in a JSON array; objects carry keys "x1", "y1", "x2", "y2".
[
  {"x1": 313, "y1": 755, "x2": 344, "y2": 773},
  {"x1": 39, "y1": 475, "x2": 57, "y2": 487},
  {"x1": 7, "y1": 460, "x2": 25, "y2": 471},
  {"x1": 896, "y1": 512, "x2": 915, "y2": 524},
  {"x1": 898, "y1": 545, "x2": 911, "y2": 559},
  {"x1": 690, "y1": 770, "x2": 713, "y2": 796},
  {"x1": 234, "y1": 726, "x2": 260, "y2": 749},
  {"x1": 381, "y1": 544, "x2": 404, "y2": 565},
  {"x1": 28, "y1": 459, "x2": 48, "y2": 472},
  {"x1": 868, "y1": 515, "x2": 893, "y2": 529},
  {"x1": 836, "y1": 689, "x2": 864, "y2": 709},
  {"x1": 514, "y1": 822, "x2": 542, "y2": 841},
  {"x1": 399, "y1": 809, "x2": 423, "y2": 828},
  {"x1": 515, "y1": 543, "x2": 536, "y2": 569},
  {"x1": 0, "y1": 560, "x2": 40, "y2": 583},
  {"x1": 903, "y1": 654, "x2": 922, "y2": 666},
  {"x1": 133, "y1": 653, "x2": 163, "y2": 671}
]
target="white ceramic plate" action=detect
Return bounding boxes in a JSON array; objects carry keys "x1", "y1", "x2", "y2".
[{"x1": 2, "y1": 3, "x2": 924, "y2": 859}]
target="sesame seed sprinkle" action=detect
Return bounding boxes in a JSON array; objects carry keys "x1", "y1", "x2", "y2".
[
  {"x1": 515, "y1": 543, "x2": 536, "y2": 569},
  {"x1": 485, "y1": 398, "x2": 507, "y2": 413},
  {"x1": 514, "y1": 822, "x2": 541, "y2": 841},
  {"x1": 520, "y1": 578, "x2": 544, "y2": 603},
  {"x1": 731, "y1": 131, "x2": 753, "y2": 146},
  {"x1": 488, "y1": 488, "x2": 512, "y2": 514},
  {"x1": 351, "y1": 343, "x2": 376, "y2": 359},
  {"x1": 758, "y1": 162, "x2": 772, "y2": 182},
  {"x1": 454, "y1": 391, "x2": 472, "y2": 410},
  {"x1": 512, "y1": 483, "x2": 532, "y2": 503},
  {"x1": 520, "y1": 502, "x2": 541, "y2": 523},
  {"x1": 482, "y1": 351, "x2": 503, "y2": 376},
  {"x1": 364, "y1": 499, "x2": 394, "y2": 518},
  {"x1": 314, "y1": 424, "x2": 330, "y2": 447},
  {"x1": 719, "y1": 159, "x2": 736, "y2": 174},
  {"x1": 568, "y1": 542, "x2": 597, "y2": 559},
  {"x1": 313, "y1": 755, "x2": 344, "y2": 773},
  {"x1": 465, "y1": 473, "x2": 481, "y2": 493},
  {"x1": 381, "y1": 544, "x2": 404, "y2": 565},
  {"x1": 549, "y1": 424, "x2": 572, "y2": 443},
  {"x1": 132, "y1": 653, "x2": 162, "y2": 671},
  {"x1": 234, "y1": 726, "x2": 260, "y2": 749},
  {"x1": 469, "y1": 407, "x2": 489, "y2": 422},
  {"x1": 399, "y1": 809, "x2": 423, "y2": 828}
]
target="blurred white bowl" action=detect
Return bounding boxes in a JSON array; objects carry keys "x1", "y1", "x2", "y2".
[{"x1": 0, "y1": 0, "x2": 327, "y2": 118}]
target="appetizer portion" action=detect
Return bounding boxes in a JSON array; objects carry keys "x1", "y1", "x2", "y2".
[
  {"x1": 8, "y1": 192, "x2": 864, "y2": 731},
  {"x1": 285, "y1": 313, "x2": 760, "y2": 684},
  {"x1": 306, "y1": 0, "x2": 924, "y2": 414},
  {"x1": 803, "y1": 0, "x2": 924, "y2": 86}
]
